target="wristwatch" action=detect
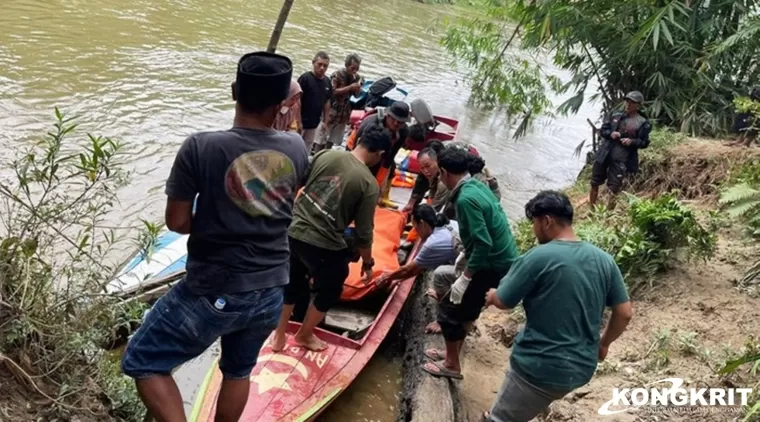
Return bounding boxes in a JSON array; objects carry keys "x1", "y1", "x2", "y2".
[{"x1": 362, "y1": 258, "x2": 375, "y2": 271}]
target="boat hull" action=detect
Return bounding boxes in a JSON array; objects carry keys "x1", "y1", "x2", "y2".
[{"x1": 190, "y1": 257, "x2": 417, "y2": 422}]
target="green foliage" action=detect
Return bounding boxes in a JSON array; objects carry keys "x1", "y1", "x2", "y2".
[
  {"x1": 443, "y1": 0, "x2": 760, "y2": 137},
  {"x1": 514, "y1": 192, "x2": 715, "y2": 293},
  {"x1": 734, "y1": 96, "x2": 760, "y2": 116},
  {"x1": 720, "y1": 183, "x2": 760, "y2": 237},
  {"x1": 440, "y1": 0, "x2": 563, "y2": 138},
  {"x1": 720, "y1": 161, "x2": 760, "y2": 292},
  {"x1": 628, "y1": 193, "x2": 716, "y2": 260},
  {"x1": 643, "y1": 328, "x2": 672, "y2": 371},
  {"x1": 676, "y1": 331, "x2": 700, "y2": 356},
  {"x1": 639, "y1": 128, "x2": 686, "y2": 160},
  {"x1": 135, "y1": 219, "x2": 165, "y2": 264},
  {"x1": 727, "y1": 159, "x2": 760, "y2": 187},
  {"x1": 592, "y1": 194, "x2": 713, "y2": 286},
  {"x1": 575, "y1": 206, "x2": 669, "y2": 286},
  {"x1": 718, "y1": 336, "x2": 760, "y2": 421},
  {"x1": 513, "y1": 219, "x2": 537, "y2": 253},
  {"x1": 0, "y1": 109, "x2": 145, "y2": 420}
]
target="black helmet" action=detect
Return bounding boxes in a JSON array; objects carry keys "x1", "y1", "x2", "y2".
[{"x1": 624, "y1": 91, "x2": 644, "y2": 104}]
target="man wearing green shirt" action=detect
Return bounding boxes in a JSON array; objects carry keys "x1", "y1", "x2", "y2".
[
  {"x1": 272, "y1": 125, "x2": 391, "y2": 352},
  {"x1": 482, "y1": 190, "x2": 633, "y2": 422},
  {"x1": 422, "y1": 147, "x2": 519, "y2": 380}
]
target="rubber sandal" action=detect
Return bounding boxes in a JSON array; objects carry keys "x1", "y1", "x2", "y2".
[
  {"x1": 421, "y1": 360, "x2": 463, "y2": 380},
  {"x1": 424, "y1": 348, "x2": 445, "y2": 361}
]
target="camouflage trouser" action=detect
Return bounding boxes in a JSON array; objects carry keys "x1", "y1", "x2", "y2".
[{"x1": 590, "y1": 159, "x2": 626, "y2": 194}]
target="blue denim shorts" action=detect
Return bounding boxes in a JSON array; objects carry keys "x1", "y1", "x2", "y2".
[{"x1": 121, "y1": 279, "x2": 283, "y2": 380}]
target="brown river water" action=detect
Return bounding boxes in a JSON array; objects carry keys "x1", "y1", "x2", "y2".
[{"x1": 0, "y1": 0, "x2": 599, "y2": 420}]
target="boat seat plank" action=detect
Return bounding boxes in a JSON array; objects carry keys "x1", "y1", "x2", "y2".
[{"x1": 324, "y1": 307, "x2": 376, "y2": 334}]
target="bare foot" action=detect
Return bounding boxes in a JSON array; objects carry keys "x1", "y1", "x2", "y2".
[
  {"x1": 294, "y1": 333, "x2": 327, "y2": 351},
  {"x1": 271, "y1": 332, "x2": 287, "y2": 352},
  {"x1": 425, "y1": 288, "x2": 439, "y2": 300},
  {"x1": 425, "y1": 321, "x2": 442, "y2": 334}
]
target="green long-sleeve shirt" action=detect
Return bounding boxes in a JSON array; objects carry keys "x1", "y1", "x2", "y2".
[{"x1": 453, "y1": 178, "x2": 518, "y2": 273}]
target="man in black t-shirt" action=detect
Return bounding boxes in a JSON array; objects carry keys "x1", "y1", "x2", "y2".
[
  {"x1": 120, "y1": 52, "x2": 309, "y2": 422},
  {"x1": 298, "y1": 51, "x2": 333, "y2": 153}
]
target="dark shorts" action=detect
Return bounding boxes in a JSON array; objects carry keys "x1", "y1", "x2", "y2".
[
  {"x1": 284, "y1": 236, "x2": 350, "y2": 313},
  {"x1": 590, "y1": 159, "x2": 626, "y2": 194},
  {"x1": 121, "y1": 279, "x2": 283, "y2": 380},
  {"x1": 437, "y1": 267, "x2": 509, "y2": 342}
]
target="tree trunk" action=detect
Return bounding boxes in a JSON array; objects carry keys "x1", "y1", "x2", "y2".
[
  {"x1": 398, "y1": 272, "x2": 464, "y2": 422},
  {"x1": 267, "y1": 0, "x2": 295, "y2": 53}
]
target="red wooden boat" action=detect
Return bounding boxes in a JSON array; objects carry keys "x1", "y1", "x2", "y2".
[{"x1": 185, "y1": 188, "x2": 422, "y2": 422}]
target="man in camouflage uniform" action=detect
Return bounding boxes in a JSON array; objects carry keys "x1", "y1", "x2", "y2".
[
  {"x1": 589, "y1": 91, "x2": 652, "y2": 210},
  {"x1": 315, "y1": 53, "x2": 363, "y2": 152}
]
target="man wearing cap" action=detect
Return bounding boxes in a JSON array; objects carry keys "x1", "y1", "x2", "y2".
[
  {"x1": 120, "y1": 52, "x2": 309, "y2": 422},
  {"x1": 589, "y1": 91, "x2": 652, "y2": 210},
  {"x1": 352, "y1": 101, "x2": 411, "y2": 204}
]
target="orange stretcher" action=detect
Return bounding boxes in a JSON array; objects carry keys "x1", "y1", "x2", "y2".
[{"x1": 340, "y1": 206, "x2": 406, "y2": 301}]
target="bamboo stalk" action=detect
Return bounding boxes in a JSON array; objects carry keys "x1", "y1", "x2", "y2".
[{"x1": 267, "y1": 0, "x2": 295, "y2": 53}]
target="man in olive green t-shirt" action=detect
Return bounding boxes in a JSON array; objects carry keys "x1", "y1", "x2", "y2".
[
  {"x1": 482, "y1": 190, "x2": 633, "y2": 422},
  {"x1": 272, "y1": 125, "x2": 391, "y2": 352}
]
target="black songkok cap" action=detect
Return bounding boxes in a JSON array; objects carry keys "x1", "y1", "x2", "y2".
[{"x1": 235, "y1": 52, "x2": 293, "y2": 110}]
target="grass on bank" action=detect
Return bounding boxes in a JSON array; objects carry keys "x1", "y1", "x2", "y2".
[{"x1": 513, "y1": 192, "x2": 716, "y2": 294}]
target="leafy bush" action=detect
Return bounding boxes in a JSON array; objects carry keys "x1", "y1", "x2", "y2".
[
  {"x1": 726, "y1": 159, "x2": 760, "y2": 187},
  {"x1": 575, "y1": 206, "x2": 669, "y2": 286},
  {"x1": 513, "y1": 192, "x2": 715, "y2": 293},
  {"x1": 733, "y1": 96, "x2": 760, "y2": 147},
  {"x1": 0, "y1": 109, "x2": 146, "y2": 420},
  {"x1": 720, "y1": 183, "x2": 760, "y2": 237},
  {"x1": 628, "y1": 193, "x2": 716, "y2": 260},
  {"x1": 718, "y1": 336, "x2": 760, "y2": 420},
  {"x1": 513, "y1": 219, "x2": 537, "y2": 254},
  {"x1": 638, "y1": 128, "x2": 686, "y2": 162},
  {"x1": 720, "y1": 170, "x2": 760, "y2": 290}
]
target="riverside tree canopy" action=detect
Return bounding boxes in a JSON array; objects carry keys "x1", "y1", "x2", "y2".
[{"x1": 442, "y1": 0, "x2": 760, "y2": 138}]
